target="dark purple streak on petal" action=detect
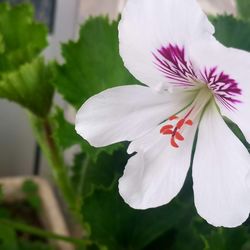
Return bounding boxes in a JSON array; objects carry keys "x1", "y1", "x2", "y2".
[
  {"x1": 153, "y1": 44, "x2": 242, "y2": 111},
  {"x1": 153, "y1": 44, "x2": 197, "y2": 87},
  {"x1": 201, "y1": 67, "x2": 242, "y2": 111}
]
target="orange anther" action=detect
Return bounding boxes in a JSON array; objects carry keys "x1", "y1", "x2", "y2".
[
  {"x1": 175, "y1": 132, "x2": 184, "y2": 141},
  {"x1": 185, "y1": 120, "x2": 193, "y2": 126},
  {"x1": 171, "y1": 137, "x2": 179, "y2": 148},
  {"x1": 161, "y1": 129, "x2": 173, "y2": 135},
  {"x1": 169, "y1": 115, "x2": 178, "y2": 121},
  {"x1": 162, "y1": 109, "x2": 194, "y2": 148},
  {"x1": 160, "y1": 125, "x2": 174, "y2": 134},
  {"x1": 160, "y1": 125, "x2": 173, "y2": 131}
]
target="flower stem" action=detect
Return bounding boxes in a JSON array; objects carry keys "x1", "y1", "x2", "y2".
[
  {"x1": 28, "y1": 113, "x2": 77, "y2": 213},
  {"x1": 0, "y1": 218, "x2": 87, "y2": 246}
]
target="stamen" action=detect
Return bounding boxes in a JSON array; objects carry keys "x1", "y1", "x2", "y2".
[
  {"x1": 185, "y1": 120, "x2": 193, "y2": 126},
  {"x1": 176, "y1": 119, "x2": 185, "y2": 129},
  {"x1": 175, "y1": 132, "x2": 184, "y2": 141},
  {"x1": 160, "y1": 125, "x2": 173, "y2": 135},
  {"x1": 160, "y1": 110, "x2": 194, "y2": 148},
  {"x1": 171, "y1": 137, "x2": 179, "y2": 148},
  {"x1": 169, "y1": 115, "x2": 178, "y2": 121}
]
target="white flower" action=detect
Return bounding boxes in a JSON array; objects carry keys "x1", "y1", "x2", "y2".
[{"x1": 75, "y1": 0, "x2": 250, "y2": 227}]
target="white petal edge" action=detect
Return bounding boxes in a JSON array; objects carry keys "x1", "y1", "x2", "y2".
[
  {"x1": 75, "y1": 85, "x2": 194, "y2": 147},
  {"x1": 193, "y1": 101, "x2": 250, "y2": 227},
  {"x1": 119, "y1": 116, "x2": 198, "y2": 209},
  {"x1": 190, "y1": 36, "x2": 250, "y2": 143},
  {"x1": 119, "y1": 0, "x2": 214, "y2": 89}
]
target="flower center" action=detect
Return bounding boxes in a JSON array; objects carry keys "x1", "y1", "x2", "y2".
[
  {"x1": 160, "y1": 111, "x2": 193, "y2": 148},
  {"x1": 154, "y1": 43, "x2": 242, "y2": 148},
  {"x1": 160, "y1": 87, "x2": 212, "y2": 148}
]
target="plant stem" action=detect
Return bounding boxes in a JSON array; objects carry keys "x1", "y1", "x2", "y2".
[
  {"x1": 29, "y1": 113, "x2": 77, "y2": 212},
  {"x1": 0, "y1": 219, "x2": 87, "y2": 246}
]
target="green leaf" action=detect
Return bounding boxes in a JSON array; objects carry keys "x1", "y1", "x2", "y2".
[
  {"x1": 0, "y1": 3, "x2": 47, "y2": 72},
  {"x1": 54, "y1": 16, "x2": 138, "y2": 109},
  {"x1": 201, "y1": 227, "x2": 249, "y2": 250},
  {"x1": 211, "y1": 15, "x2": 250, "y2": 52},
  {"x1": 236, "y1": 0, "x2": 250, "y2": 20},
  {"x1": 82, "y1": 181, "x2": 190, "y2": 250},
  {"x1": 169, "y1": 221, "x2": 204, "y2": 250},
  {"x1": 52, "y1": 108, "x2": 82, "y2": 150},
  {"x1": 0, "y1": 57, "x2": 54, "y2": 117},
  {"x1": 71, "y1": 149, "x2": 127, "y2": 199},
  {"x1": 179, "y1": 217, "x2": 250, "y2": 250},
  {"x1": 52, "y1": 108, "x2": 122, "y2": 159}
]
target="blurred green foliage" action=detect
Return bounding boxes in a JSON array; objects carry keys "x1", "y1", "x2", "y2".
[
  {"x1": 22, "y1": 179, "x2": 41, "y2": 211},
  {"x1": 0, "y1": 3, "x2": 47, "y2": 70},
  {"x1": 0, "y1": 3, "x2": 53, "y2": 117},
  {"x1": 0, "y1": 57, "x2": 54, "y2": 117},
  {"x1": 236, "y1": 0, "x2": 250, "y2": 20},
  {"x1": 211, "y1": 15, "x2": 250, "y2": 52}
]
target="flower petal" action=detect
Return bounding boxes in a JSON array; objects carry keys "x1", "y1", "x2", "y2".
[
  {"x1": 193, "y1": 102, "x2": 250, "y2": 227},
  {"x1": 119, "y1": 0, "x2": 214, "y2": 89},
  {"x1": 76, "y1": 85, "x2": 194, "y2": 147},
  {"x1": 190, "y1": 37, "x2": 250, "y2": 143},
  {"x1": 119, "y1": 118, "x2": 198, "y2": 209}
]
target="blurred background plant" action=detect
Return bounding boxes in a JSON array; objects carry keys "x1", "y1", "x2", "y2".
[{"x1": 0, "y1": 0, "x2": 250, "y2": 250}]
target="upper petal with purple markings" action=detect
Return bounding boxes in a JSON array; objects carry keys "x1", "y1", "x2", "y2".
[
  {"x1": 190, "y1": 37, "x2": 250, "y2": 142},
  {"x1": 119, "y1": 0, "x2": 214, "y2": 90},
  {"x1": 153, "y1": 44, "x2": 198, "y2": 88},
  {"x1": 153, "y1": 42, "x2": 242, "y2": 111},
  {"x1": 202, "y1": 67, "x2": 242, "y2": 110}
]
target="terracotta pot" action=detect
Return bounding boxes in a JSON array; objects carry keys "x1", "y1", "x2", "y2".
[{"x1": 0, "y1": 176, "x2": 74, "y2": 250}]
